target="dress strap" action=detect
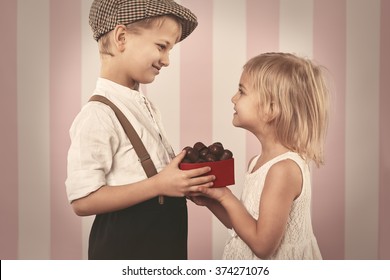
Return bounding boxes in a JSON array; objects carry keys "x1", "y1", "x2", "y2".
[{"x1": 248, "y1": 155, "x2": 260, "y2": 172}]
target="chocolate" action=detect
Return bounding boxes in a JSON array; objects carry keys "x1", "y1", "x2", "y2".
[
  {"x1": 208, "y1": 143, "x2": 224, "y2": 157},
  {"x1": 183, "y1": 146, "x2": 192, "y2": 153},
  {"x1": 220, "y1": 149, "x2": 233, "y2": 160},
  {"x1": 183, "y1": 146, "x2": 199, "y2": 162},
  {"x1": 181, "y1": 141, "x2": 233, "y2": 163},
  {"x1": 214, "y1": 142, "x2": 224, "y2": 148},
  {"x1": 193, "y1": 142, "x2": 207, "y2": 152},
  {"x1": 199, "y1": 148, "x2": 209, "y2": 159},
  {"x1": 205, "y1": 153, "x2": 217, "y2": 162}
]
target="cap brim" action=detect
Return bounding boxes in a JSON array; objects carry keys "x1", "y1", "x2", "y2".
[{"x1": 145, "y1": 0, "x2": 198, "y2": 41}]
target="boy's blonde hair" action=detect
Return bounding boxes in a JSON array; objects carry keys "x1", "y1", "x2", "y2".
[
  {"x1": 244, "y1": 53, "x2": 330, "y2": 166},
  {"x1": 98, "y1": 15, "x2": 182, "y2": 56}
]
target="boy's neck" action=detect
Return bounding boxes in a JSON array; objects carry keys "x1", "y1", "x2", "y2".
[{"x1": 100, "y1": 67, "x2": 138, "y2": 90}]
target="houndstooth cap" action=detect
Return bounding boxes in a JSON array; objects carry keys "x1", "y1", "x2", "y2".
[{"x1": 89, "y1": 0, "x2": 198, "y2": 42}]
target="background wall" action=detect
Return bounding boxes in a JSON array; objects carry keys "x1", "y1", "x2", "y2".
[{"x1": 0, "y1": 0, "x2": 389, "y2": 260}]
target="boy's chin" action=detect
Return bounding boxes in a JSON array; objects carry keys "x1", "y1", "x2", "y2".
[{"x1": 140, "y1": 77, "x2": 156, "y2": 85}]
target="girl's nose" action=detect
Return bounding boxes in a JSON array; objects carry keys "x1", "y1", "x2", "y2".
[{"x1": 231, "y1": 92, "x2": 238, "y2": 103}]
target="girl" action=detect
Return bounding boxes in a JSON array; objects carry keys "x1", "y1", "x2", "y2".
[{"x1": 191, "y1": 52, "x2": 329, "y2": 259}]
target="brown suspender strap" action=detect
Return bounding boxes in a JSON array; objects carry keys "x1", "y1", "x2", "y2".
[{"x1": 89, "y1": 95, "x2": 164, "y2": 204}]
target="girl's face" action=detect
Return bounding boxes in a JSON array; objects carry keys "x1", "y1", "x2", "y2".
[
  {"x1": 117, "y1": 17, "x2": 181, "y2": 88},
  {"x1": 231, "y1": 72, "x2": 266, "y2": 134}
]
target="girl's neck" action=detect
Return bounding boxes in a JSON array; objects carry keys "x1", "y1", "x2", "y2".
[
  {"x1": 254, "y1": 140, "x2": 289, "y2": 171},
  {"x1": 261, "y1": 144, "x2": 289, "y2": 159}
]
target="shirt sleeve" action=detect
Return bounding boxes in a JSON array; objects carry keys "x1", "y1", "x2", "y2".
[{"x1": 65, "y1": 103, "x2": 120, "y2": 202}]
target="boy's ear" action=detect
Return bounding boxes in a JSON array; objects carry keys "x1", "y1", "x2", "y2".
[{"x1": 113, "y1": 25, "x2": 127, "y2": 51}]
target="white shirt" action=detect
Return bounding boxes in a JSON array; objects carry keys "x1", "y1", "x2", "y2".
[{"x1": 66, "y1": 78, "x2": 175, "y2": 202}]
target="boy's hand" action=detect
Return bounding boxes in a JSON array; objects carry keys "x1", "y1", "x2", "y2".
[{"x1": 154, "y1": 150, "x2": 215, "y2": 197}]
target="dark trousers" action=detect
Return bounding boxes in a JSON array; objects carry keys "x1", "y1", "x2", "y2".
[{"x1": 88, "y1": 196, "x2": 188, "y2": 260}]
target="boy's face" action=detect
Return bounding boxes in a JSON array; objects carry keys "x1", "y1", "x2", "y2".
[{"x1": 117, "y1": 17, "x2": 181, "y2": 89}]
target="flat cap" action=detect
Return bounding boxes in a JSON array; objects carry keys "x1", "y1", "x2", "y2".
[{"x1": 89, "y1": 0, "x2": 198, "y2": 42}]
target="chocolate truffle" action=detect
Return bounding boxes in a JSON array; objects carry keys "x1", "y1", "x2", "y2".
[{"x1": 220, "y1": 149, "x2": 233, "y2": 160}]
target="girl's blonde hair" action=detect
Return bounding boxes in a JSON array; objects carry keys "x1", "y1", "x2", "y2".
[{"x1": 244, "y1": 52, "x2": 330, "y2": 166}]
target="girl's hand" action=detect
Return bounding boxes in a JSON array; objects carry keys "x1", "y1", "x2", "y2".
[
  {"x1": 154, "y1": 150, "x2": 215, "y2": 197},
  {"x1": 188, "y1": 187, "x2": 235, "y2": 229},
  {"x1": 186, "y1": 194, "x2": 213, "y2": 207},
  {"x1": 196, "y1": 185, "x2": 233, "y2": 203}
]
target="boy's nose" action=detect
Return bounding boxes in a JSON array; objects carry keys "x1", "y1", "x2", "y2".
[{"x1": 160, "y1": 54, "x2": 170, "y2": 67}]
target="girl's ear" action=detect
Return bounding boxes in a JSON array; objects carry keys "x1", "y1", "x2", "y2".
[
  {"x1": 266, "y1": 102, "x2": 279, "y2": 123},
  {"x1": 112, "y1": 25, "x2": 127, "y2": 52}
]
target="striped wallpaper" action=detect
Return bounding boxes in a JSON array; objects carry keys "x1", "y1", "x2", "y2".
[{"x1": 0, "y1": 0, "x2": 389, "y2": 260}]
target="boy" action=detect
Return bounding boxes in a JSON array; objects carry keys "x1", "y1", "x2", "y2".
[{"x1": 66, "y1": 0, "x2": 215, "y2": 260}]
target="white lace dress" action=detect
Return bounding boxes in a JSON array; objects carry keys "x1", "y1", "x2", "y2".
[{"x1": 222, "y1": 152, "x2": 322, "y2": 260}]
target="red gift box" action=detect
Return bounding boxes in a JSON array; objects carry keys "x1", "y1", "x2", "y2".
[{"x1": 179, "y1": 158, "x2": 235, "y2": 187}]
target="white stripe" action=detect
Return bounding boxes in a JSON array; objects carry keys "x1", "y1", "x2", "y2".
[
  {"x1": 279, "y1": 0, "x2": 313, "y2": 57},
  {"x1": 345, "y1": 0, "x2": 380, "y2": 259},
  {"x1": 212, "y1": 0, "x2": 247, "y2": 259},
  {"x1": 146, "y1": 38, "x2": 181, "y2": 153},
  {"x1": 81, "y1": 0, "x2": 98, "y2": 260},
  {"x1": 144, "y1": 0, "x2": 181, "y2": 153},
  {"x1": 17, "y1": 0, "x2": 50, "y2": 259}
]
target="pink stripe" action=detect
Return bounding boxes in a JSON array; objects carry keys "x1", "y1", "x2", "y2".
[
  {"x1": 50, "y1": 0, "x2": 82, "y2": 259},
  {"x1": 313, "y1": 0, "x2": 346, "y2": 259},
  {"x1": 180, "y1": 0, "x2": 213, "y2": 259},
  {"x1": 379, "y1": 0, "x2": 390, "y2": 260},
  {"x1": 246, "y1": 0, "x2": 280, "y2": 162},
  {"x1": 0, "y1": 0, "x2": 18, "y2": 259}
]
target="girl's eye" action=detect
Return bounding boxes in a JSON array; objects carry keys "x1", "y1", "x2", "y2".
[{"x1": 157, "y1": 44, "x2": 166, "y2": 51}]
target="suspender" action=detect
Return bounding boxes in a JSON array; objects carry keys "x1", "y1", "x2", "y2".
[{"x1": 89, "y1": 95, "x2": 164, "y2": 204}]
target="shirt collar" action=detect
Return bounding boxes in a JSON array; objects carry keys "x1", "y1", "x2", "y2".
[{"x1": 96, "y1": 77, "x2": 147, "y2": 103}]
